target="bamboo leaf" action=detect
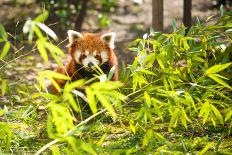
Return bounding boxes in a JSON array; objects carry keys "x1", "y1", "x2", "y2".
[
  {"x1": 207, "y1": 74, "x2": 232, "y2": 89},
  {"x1": 67, "y1": 93, "x2": 79, "y2": 112},
  {"x1": 36, "y1": 39, "x2": 48, "y2": 62},
  {"x1": 211, "y1": 104, "x2": 224, "y2": 125},
  {"x1": 95, "y1": 91, "x2": 116, "y2": 117},
  {"x1": 205, "y1": 63, "x2": 232, "y2": 75},
  {"x1": 44, "y1": 70, "x2": 71, "y2": 80},
  {"x1": 45, "y1": 42, "x2": 65, "y2": 57},
  {"x1": 47, "y1": 76, "x2": 61, "y2": 93},
  {"x1": 169, "y1": 108, "x2": 180, "y2": 131},
  {"x1": 1, "y1": 79, "x2": 7, "y2": 96},
  {"x1": 107, "y1": 66, "x2": 115, "y2": 80},
  {"x1": 144, "y1": 91, "x2": 151, "y2": 108},
  {"x1": 85, "y1": 87, "x2": 97, "y2": 114},
  {"x1": 225, "y1": 109, "x2": 232, "y2": 122},
  {"x1": 91, "y1": 81, "x2": 123, "y2": 90},
  {"x1": 63, "y1": 79, "x2": 85, "y2": 92},
  {"x1": 37, "y1": 23, "x2": 58, "y2": 41},
  {"x1": 0, "y1": 24, "x2": 8, "y2": 40},
  {"x1": 199, "y1": 142, "x2": 214, "y2": 155},
  {"x1": 0, "y1": 41, "x2": 10, "y2": 59},
  {"x1": 34, "y1": 11, "x2": 49, "y2": 22}
]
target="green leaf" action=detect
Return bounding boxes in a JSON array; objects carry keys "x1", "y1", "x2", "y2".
[
  {"x1": 144, "y1": 91, "x2": 151, "y2": 108},
  {"x1": 193, "y1": 56, "x2": 206, "y2": 63},
  {"x1": 44, "y1": 70, "x2": 71, "y2": 80},
  {"x1": 47, "y1": 76, "x2": 61, "y2": 93},
  {"x1": 225, "y1": 109, "x2": 232, "y2": 122},
  {"x1": 51, "y1": 145, "x2": 60, "y2": 155},
  {"x1": 91, "y1": 81, "x2": 123, "y2": 90},
  {"x1": 36, "y1": 39, "x2": 48, "y2": 62},
  {"x1": 45, "y1": 42, "x2": 65, "y2": 57},
  {"x1": 85, "y1": 87, "x2": 97, "y2": 114},
  {"x1": 199, "y1": 142, "x2": 214, "y2": 155},
  {"x1": 33, "y1": 26, "x2": 44, "y2": 39},
  {"x1": 199, "y1": 101, "x2": 211, "y2": 125},
  {"x1": 129, "y1": 120, "x2": 136, "y2": 134},
  {"x1": 107, "y1": 66, "x2": 115, "y2": 80},
  {"x1": 140, "y1": 69, "x2": 156, "y2": 76},
  {"x1": 1, "y1": 79, "x2": 7, "y2": 96},
  {"x1": 0, "y1": 122, "x2": 12, "y2": 151},
  {"x1": 211, "y1": 104, "x2": 223, "y2": 125},
  {"x1": 205, "y1": 63, "x2": 232, "y2": 75},
  {"x1": 34, "y1": 11, "x2": 49, "y2": 22},
  {"x1": 63, "y1": 79, "x2": 85, "y2": 92},
  {"x1": 95, "y1": 91, "x2": 116, "y2": 117},
  {"x1": 172, "y1": 19, "x2": 177, "y2": 32},
  {"x1": 169, "y1": 108, "x2": 180, "y2": 131},
  {"x1": 157, "y1": 56, "x2": 165, "y2": 69},
  {"x1": 67, "y1": 93, "x2": 79, "y2": 112},
  {"x1": 0, "y1": 42, "x2": 10, "y2": 59},
  {"x1": 80, "y1": 142, "x2": 97, "y2": 155},
  {"x1": 0, "y1": 109, "x2": 5, "y2": 116},
  {"x1": 0, "y1": 24, "x2": 8, "y2": 40},
  {"x1": 207, "y1": 74, "x2": 232, "y2": 90}
]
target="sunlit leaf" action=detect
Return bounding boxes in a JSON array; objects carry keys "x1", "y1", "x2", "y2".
[
  {"x1": 63, "y1": 79, "x2": 85, "y2": 92},
  {"x1": 37, "y1": 23, "x2": 58, "y2": 41},
  {"x1": 211, "y1": 104, "x2": 224, "y2": 125},
  {"x1": 95, "y1": 91, "x2": 116, "y2": 117},
  {"x1": 144, "y1": 91, "x2": 151, "y2": 108},
  {"x1": 107, "y1": 66, "x2": 115, "y2": 80},
  {"x1": 207, "y1": 74, "x2": 232, "y2": 90},
  {"x1": 199, "y1": 142, "x2": 214, "y2": 155},
  {"x1": 1, "y1": 79, "x2": 7, "y2": 96},
  {"x1": 0, "y1": 24, "x2": 8, "y2": 40},
  {"x1": 44, "y1": 70, "x2": 71, "y2": 80},
  {"x1": 0, "y1": 41, "x2": 10, "y2": 59},
  {"x1": 205, "y1": 63, "x2": 232, "y2": 75},
  {"x1": 85, "y1": 87, "x2": 97, "y2": 114},
  {"x1": 225, "y1": 109, "x2": 232, "y2": 122},
  {"x1": 34, "y1": 11, "x2": 49, "y2": 22},
  {"x1": 66, "y1": 93, "x2": 79, "y2": 112},
  {"x1": 36, "y1": 39, "x2": 48, "y2": 62},
  {"x1": 45, "y1": 42, "x2": 65, "y2": 57}
]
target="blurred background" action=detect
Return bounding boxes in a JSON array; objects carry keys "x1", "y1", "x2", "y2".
[{"x1": 0, "y1": 0, "x2": 231, "y2": 64}]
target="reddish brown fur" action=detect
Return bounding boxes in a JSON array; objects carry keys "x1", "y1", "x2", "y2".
[{"x1": 49, "y1": 32, "x2": 118, "y2": 94}]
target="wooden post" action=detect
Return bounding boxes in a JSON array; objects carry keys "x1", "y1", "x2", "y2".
[
  {"x1": 152, "y1": 0, "x2": 163, "y2": 31},
  {"x1": 183, "y1": 0, "x2": 192, "y2": 28}
]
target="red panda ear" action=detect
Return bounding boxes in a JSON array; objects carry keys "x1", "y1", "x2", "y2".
[
  {"x1": 67, "y1": 30, "x2": 83, "y2": 44},
  {"x1": 100, "y1": 32, "x2": 115, "y2": 49}
]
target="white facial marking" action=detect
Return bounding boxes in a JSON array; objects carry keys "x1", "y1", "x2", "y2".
[
  {"x1": 74, "y1": 50, "x2": 81, "y2": 63},
  {"x1": 93, "y1": 51, "x2": 97, "y2": 56},
  {"x1": 101, "y1": 51, "x2": 109, "y2": 63},
  {"x1": 82, "y1": 55, "x2": 99, "y2": 67},
  {"x1": 85, "y1": 50, "x2": 89, "y2": 55}
]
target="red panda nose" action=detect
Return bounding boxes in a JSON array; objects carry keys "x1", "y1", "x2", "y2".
[{"x1": 88, "y1": 62, "x2": 94, "y2": 67}]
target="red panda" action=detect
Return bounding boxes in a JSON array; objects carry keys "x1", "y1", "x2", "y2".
[{"x1": 49, "y1": 30, "x2": 118, "y2": 94}]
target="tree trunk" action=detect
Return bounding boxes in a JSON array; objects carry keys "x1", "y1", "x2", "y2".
[
  {"x1": 152, "y1": 0, "x2": 163, "y2": 32},
  {"x1": 75, "y1": 0, "x2": 89, "y2": 31},
  {"x1": 183, "y1": 0, "x2": 192, "y2": 29}
]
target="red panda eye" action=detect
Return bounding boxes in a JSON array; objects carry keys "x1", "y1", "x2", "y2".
[
  {"x1": 95, "y1": 55, "x2": 100, "y2": 59},
  {"x1": 82, "y1": 54, "x2": 87, "y2": 59}
]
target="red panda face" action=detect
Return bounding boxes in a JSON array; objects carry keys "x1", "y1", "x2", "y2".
[{"x1": 67, "y1": 30, "x2": 115, "y2": 70}]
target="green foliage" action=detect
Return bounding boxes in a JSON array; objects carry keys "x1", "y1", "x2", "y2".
[{"x1": 1, "y1": 10, "x2": 232, "y2": 154}]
